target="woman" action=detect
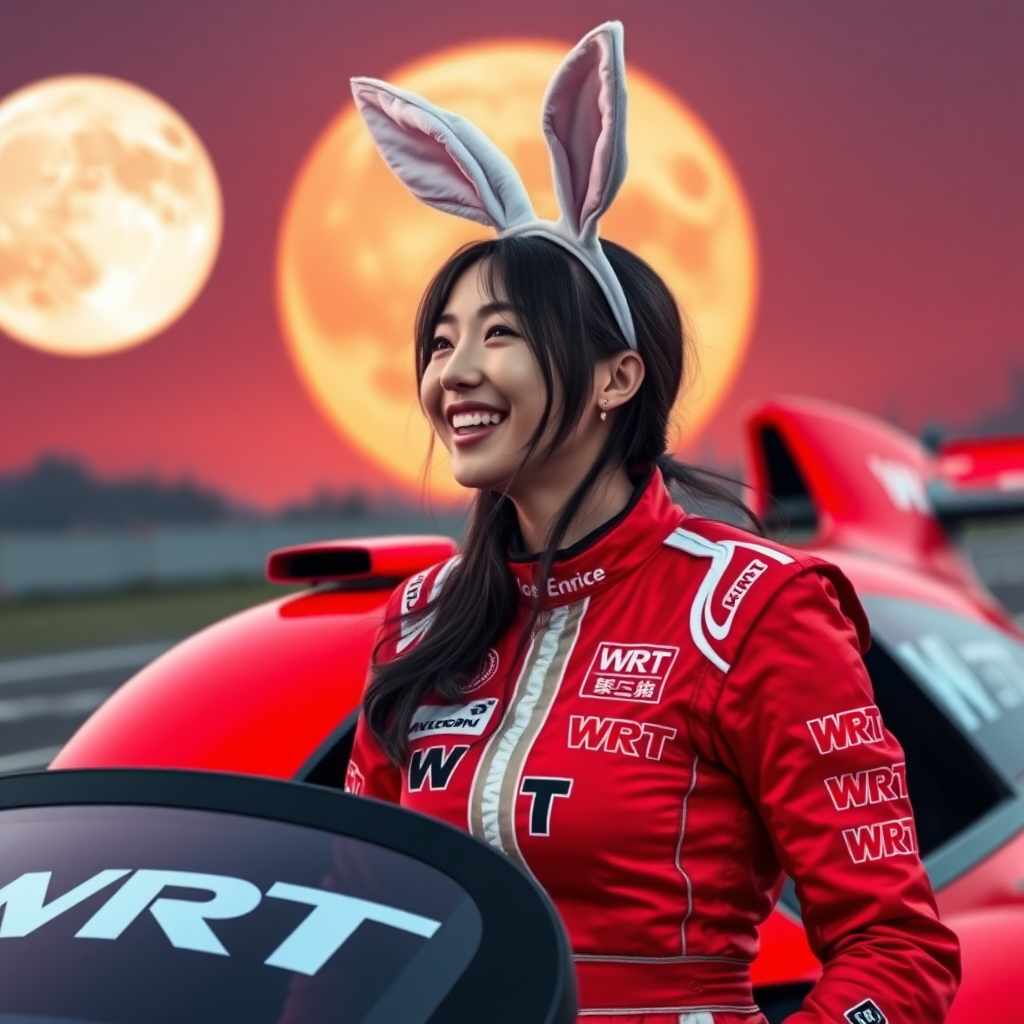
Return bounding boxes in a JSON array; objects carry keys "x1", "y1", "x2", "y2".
[{"x1": 345, "y1": 23, "x2": 960, "y2": 1024}]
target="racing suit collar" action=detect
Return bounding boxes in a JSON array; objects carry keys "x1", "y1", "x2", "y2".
[{"x1": 508, "y1": 466, "x2": 685, "y2": 608}]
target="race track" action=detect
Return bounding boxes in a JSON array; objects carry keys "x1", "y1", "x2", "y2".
[{"x1": 0, "y1": 642, "x2": 173, "y2": 774}]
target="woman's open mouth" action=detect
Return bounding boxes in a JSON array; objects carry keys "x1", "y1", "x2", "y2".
[{"x1": 449, "y1": 409, "x2": 507, "y2": 446}]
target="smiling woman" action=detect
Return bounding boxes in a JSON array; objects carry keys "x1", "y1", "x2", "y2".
[
  {"x1": 277, "y1": 37, "x2": 757, "y2": 499},
  {"x1": 338, "y1": 23, "x2": 961, "y2": 1024},
  {"x1": 414, "y1": 241, "x2": 649, "y2": 555},
  {"x1": 430, "y1": 297, "x2": 525, "y2": 460},
  {"x1": 424, "y1": 281, "x2": 546, "y2": 490}
]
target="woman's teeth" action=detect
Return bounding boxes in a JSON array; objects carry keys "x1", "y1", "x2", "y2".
[{"x1": 452, "y1": 411, "x2": 504, "y2": 431}]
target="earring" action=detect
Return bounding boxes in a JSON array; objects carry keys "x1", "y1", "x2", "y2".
[{"x1": 599, "y1": 402, "x2": 608, "y2": 422}]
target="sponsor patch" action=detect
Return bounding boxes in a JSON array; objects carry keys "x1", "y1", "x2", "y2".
[
  {"x1": 407, "y1": 698, "x2": 499, "y2": 741},
  {"x1": 842, "y1": 816, "x2": 917, "y2": 864},
  {"x1": 825, "y1": 762, "x2": 907, "y2": 811},
  {"x1": 663, "y1": 529, "x2": 796, "y2": 673},
  {"x1": 402, "y1": 572, "x2": 427, "y2": 613},
  {"x1": 344, "y1": 760, "x2": 365, "y2": 795},
  {"x1": 462, "y1": 648, "x2": 499, "y2": 694},
  {"x1": 568, "y1": 715, "x2": 677, "y2": 761},
  {"x1": 519, "y1": 777, "x2": 573, "y2": 836},
  {"x1": 806, "y1": 705, "x2": 884, "y2": 754},
  {"x1": 580, "y1": 643, "x2": 678, "y2": 704},
  {"x1": 396, "y1": 573, "x2": 429, "y2": 653},
  {"x1": 844, "y1": 999, "x2": 887, "y2": 1024},
  {"x1": 407, "y1": 745, "x2": 469, "y2": 792},
  {"x1": 396, "y1": 559, "x2": 458, "y2": 654},
  {"x1": 721, "y1": 558, "x2": 768, "y2": 612}
]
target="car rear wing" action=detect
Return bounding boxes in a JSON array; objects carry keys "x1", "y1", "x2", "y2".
[
  {"x1": 931, "y1": 436, "x2": 1024, "y2": 525},
  {"x1": 266, "y1": 535, "x2": 458, "y2": 588}
]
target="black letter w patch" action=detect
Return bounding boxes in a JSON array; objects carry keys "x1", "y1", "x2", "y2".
[{"x1": 408, "y1": 745, "x2": 469, "y2": 792}]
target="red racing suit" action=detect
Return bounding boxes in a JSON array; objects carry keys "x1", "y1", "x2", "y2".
[{"x1": 346, "y1": 470, "x2": 960, "y2": 1022}]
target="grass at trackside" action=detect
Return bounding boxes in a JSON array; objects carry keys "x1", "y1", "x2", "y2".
[
  {"x1": 2, "y1": 549, "x2": 1020, "y2": 661},
  {"x1": 0, "y1": 581, "x2": 302, "y2": 659}
]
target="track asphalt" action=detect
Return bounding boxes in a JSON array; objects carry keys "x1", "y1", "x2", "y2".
[{"x1": 0, "y1": 641, "x2": 174, "y2": 774}]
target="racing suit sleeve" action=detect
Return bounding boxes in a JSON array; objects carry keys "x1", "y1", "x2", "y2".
[
  {"x1": 710, "y1": 569, "x2": 960, "y2": 1024},
  {"x1": 343, "y1": 587, "x2": 405, "y2": 803},
  {"x1": 345, "y1": 707, "x2": 402, "y2": 802}
]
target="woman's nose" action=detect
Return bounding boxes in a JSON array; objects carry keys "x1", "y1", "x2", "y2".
[{"x1": 439, "y1": 337, "x2": 484, "y2": 391}]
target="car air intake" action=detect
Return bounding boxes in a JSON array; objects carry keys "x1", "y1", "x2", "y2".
[{"x1": 266, "y1": 535, "x2": 458, "y2": 587}]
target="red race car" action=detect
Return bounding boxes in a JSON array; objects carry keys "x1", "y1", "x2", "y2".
[{"x1": 52, "y1": 396, "x2": 1024, "y2": 1024}]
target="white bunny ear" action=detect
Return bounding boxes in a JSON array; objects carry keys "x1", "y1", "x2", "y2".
[
  {"x1": 351, "y1": 77, "x2": 536, "y2": 231},
  {"x1": 542, "y1": 21, "x2": 627, "y2": 243}
]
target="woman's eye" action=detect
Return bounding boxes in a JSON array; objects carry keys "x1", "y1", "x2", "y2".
[
  {"x1": 430, "y1": 337, "x2": 453, "y2": 354},
  {"x1": 485, "y1": 323, "x2": 517, "y2": 339}
]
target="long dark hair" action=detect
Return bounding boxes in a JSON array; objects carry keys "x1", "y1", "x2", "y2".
[{"x1": 364, "y1": 235, "x2": 758, "y2": 764}]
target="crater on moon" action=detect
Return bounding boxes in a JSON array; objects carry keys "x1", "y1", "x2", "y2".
[{"x1": 0, "y1": 75, "x2": 222, "y2": 356}]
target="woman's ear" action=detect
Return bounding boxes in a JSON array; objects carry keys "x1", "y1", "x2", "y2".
[{"x1": 595, "y1": 350, "x2": 645, "y2": 412}]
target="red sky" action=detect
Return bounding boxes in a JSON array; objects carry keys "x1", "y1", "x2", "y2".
[{"x1": 1, "y1": 0, "x2": 1022, "y2": 508}]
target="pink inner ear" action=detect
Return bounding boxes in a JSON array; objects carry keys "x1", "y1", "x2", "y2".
[
  {"x1": 544, "y1": 27, "x2": 621, "y2": 236},
  {"x1": 374, "y1": 95, "x2": 488, "y2": 219},
  {"x1": 550, "y1": 63, "x2": 603, "y2": 229},
  {"x1": 580, "y1": 74, "x2": 616, "y2": 230}
]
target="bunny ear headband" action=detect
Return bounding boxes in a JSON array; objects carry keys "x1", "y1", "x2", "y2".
[{"x1": 350, "y1": 21, "x2": 636, "y2": 349}]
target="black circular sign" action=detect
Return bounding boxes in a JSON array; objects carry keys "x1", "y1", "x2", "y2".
[{"x1": 0, "y1": 770, "x2": 576, "y2": 1024}]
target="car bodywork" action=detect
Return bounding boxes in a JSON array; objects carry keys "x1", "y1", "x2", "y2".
[{"x1": 52, "y1": 397, "x2": 1024, "y2": 1024}]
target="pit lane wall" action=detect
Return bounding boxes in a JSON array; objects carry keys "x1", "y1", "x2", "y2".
[
  {"x1": 0, "y1": 514, "x2": 464, "y2": 599},
  {"x1": 2, "y1": 516, "x2": 1021, "y2": 607}
]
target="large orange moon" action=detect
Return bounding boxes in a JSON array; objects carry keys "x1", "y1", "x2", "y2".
[
  {"x1": 0, "y1": 75, "x2": 222, "y2": 357},
  {"x1": 278, "y1": 41, "x2": 758, "y2": 500}
]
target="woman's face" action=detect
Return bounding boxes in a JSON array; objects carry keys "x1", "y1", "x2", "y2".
[{"x1": 420, "y1": 262, "x2": 561, "y2": 494}]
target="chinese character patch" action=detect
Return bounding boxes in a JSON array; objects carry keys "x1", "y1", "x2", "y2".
[{"x1": 579, "y1": 643, "x2": 678, "y2": 704}]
